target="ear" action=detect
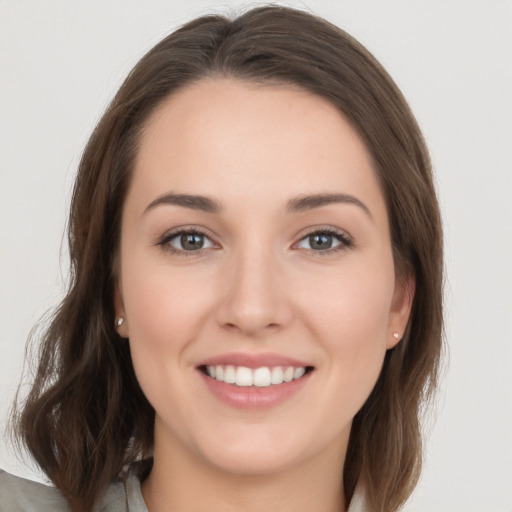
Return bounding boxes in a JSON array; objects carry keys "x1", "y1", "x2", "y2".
[
  {"x1": 386, "y1": 273, "x2": 415, "y2": 349},
  {"x1": 114, "y1": 281, "x2": 129, "y2": 338}
]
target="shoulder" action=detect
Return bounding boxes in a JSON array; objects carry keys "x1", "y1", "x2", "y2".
[
  {"x1": 0, "y1": 465, "x2": 149, "y2": 512},
  {"x1": 0, "y1": 469, "x2": 70, "y2": 512},
  {"x1": 96, "y1": 460, "x2": 149, "y2": 512},
  {"x1": 347, "y1": 483, "x2": 368, "y2": 512}
]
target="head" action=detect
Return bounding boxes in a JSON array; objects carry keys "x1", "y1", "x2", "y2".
[{"x1": 16, "y1": 6, "x2": 443, "y2": 512}]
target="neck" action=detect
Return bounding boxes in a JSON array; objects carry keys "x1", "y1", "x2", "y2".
[{"x1": 142, "y1": 427, "x2": 348, "y2": 512}]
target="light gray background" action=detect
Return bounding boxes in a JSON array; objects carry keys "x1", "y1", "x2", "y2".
[{"x1": 1, "y1": 1, "x2": 511, "y2": 510}]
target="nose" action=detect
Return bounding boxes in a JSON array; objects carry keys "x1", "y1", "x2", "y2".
[{"x1": 215, "y1": 245, "x2": 293, "y2": 337}]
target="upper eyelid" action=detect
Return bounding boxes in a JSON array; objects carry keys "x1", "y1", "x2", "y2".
[
  {"x1": 302, "y1": 227, "x2": 349, "y2": 236},
  {"x1": 159, "y1": 226, "x2": 213, "y2": 240},
  {"x1": 294, "y1": 226, "x2": 352, "y2": 242}
]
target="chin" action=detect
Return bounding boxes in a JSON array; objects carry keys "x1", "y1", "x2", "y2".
[
  {"x1": 202, "y1": 443, "x2": 303, "y2": 476},
  {"x1": 189, "y1": 421, "x2": 335, "y2": 477}
]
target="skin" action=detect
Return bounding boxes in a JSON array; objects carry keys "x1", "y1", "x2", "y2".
[{"x1": 115, "y1": 78, "x2": 413, "y2": 512}]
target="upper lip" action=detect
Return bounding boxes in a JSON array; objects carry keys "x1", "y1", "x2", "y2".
[{"x1": 197, "y1": 352, "x2": 312, "y2": 369}]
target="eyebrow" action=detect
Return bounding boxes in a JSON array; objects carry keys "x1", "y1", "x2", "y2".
[
  {"x1": 144, "y1": 193, "x2": 222, "y2": 214},
  {"x1": 287, "y1": 193, "x2": 372, "y2": 218},
  {"x1": 144, "y1": 191, "x2": 371, "y2": 218}
]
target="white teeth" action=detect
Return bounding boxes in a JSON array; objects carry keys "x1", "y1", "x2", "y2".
[
  {"x1": 235, "y1": 366, "x2": 253, "y2": 387},
  {"x1": 283, "y1": 367, "x2": 294, "y2": 383},
  {"x1": 270, "y1": 366, "x2": 284, "y2": 385},
  {"x1": 205, "y1": 365, "x2": 308, "y2": 387},
  {"x1": 224, "y1": 365, "x2": 236, "y2": 384},
  {"x1": 253, "y1": 367, "x2": 271, "y2": 387},
  {"x1": 294, "y1": 367, "x2": 305, "y2": 379}
]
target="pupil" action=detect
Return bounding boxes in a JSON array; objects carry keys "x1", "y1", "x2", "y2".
[
  {"x1": 310, "y1": 234, "x2": 332, "y2": 250},
  {"x1": 181, "y1": 233, "x2": 203, "y2": 250}
]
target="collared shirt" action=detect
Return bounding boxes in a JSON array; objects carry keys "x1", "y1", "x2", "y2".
[{"x1": 0, "y1": 465, "x2": 367, "y2": 512}]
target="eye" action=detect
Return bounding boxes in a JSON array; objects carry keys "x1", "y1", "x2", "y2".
[
  {"x1": 159, "y1": 229, "x2": 216, "y2": 253},
  {"x1": 295, "y1": 229, "x2": 352, "y2": 253}
]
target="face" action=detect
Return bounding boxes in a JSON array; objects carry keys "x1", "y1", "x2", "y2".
[{"x1": 116, "y1": 78, "x2": 412, "y2": 476}]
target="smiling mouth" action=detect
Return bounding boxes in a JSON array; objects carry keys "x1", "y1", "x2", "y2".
[{"x1": 199, "y1": 365, "x2": 314, "y2": 387}]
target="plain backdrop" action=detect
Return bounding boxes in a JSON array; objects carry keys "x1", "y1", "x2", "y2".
[{"x1": 1, "y1": 1, "x2": 511, "y2": 510}]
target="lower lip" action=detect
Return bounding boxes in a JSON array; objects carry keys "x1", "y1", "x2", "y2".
[{"x1": 198, "y1": 370, "x2": 312, "y2": 409}]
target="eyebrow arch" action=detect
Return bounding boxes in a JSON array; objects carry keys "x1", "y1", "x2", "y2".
[
  {"x1": 144, "y1": 192, "x2": 222, "y2": 215},
  {"x1": 287, "y1": 193, "x2": 372, "y2": 218}
]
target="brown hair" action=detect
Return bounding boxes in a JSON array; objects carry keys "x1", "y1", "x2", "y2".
[{"x1": 13, "y1": 6, "x2": 443, "y2": 512}]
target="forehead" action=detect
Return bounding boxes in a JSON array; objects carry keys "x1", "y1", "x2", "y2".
[{"x1": 130, "y1": 78, "x2": 386, "y2": 218}]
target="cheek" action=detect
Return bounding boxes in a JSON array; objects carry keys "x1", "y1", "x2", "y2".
[
  {"x1": 120, "y1": 260, "x2": 213, "y2": 423},
  {"x1": 299, "y1": 259, "x2": 395, "y2": 390},
  {"x1": 122, "y1": 257, "x2": 213, "y2": 343},
  {"x1": 121, "y1": 269, "x2": 179, "y2": 404},
  {"x1": 123, "y1": 272, "x2": 176, "y2": 354},
  {"x1": 302, "y1": 259, "x2": 394, "y2": 336},
  {"x1": 119, "y1": 256, "x2": 222, "y2": 405}
]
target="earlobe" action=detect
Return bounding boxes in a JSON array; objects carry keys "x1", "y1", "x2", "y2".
[
  {"x1": 114, "y1": 283, "x2": 129, "y2": 338},
  {"x1": 115, "y1": 316, "x2": 129, "y2": 338},
  {"x1": 387, "y1": 273, "x2": 415, "y2": 349}
]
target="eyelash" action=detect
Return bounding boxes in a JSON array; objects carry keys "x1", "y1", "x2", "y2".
[
  {"x1": 295, "y1": 227, "x2": 354, "y2": 255},
  {"x1": 156, "y1": 227, "x2": 353, "y2": 256},
  {"x1": 157, "y1": 227, "x2": 214, "y2": 256}
]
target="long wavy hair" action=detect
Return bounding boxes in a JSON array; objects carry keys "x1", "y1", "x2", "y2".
[{"x1": 12, "y1": 6, "x2": 443, "y2": 512}]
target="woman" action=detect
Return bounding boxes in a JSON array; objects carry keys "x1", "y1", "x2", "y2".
[{"x1": 1, "y1": 5, "x2": 443, "y2": 512}]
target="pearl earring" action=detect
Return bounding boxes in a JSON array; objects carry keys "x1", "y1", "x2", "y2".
[
  {"x1": 393, "y1": 332, "x2": 399, "y2": 340},
  {"x1": 116, "y1": 317, "x2": 124, "y2": 327}
]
